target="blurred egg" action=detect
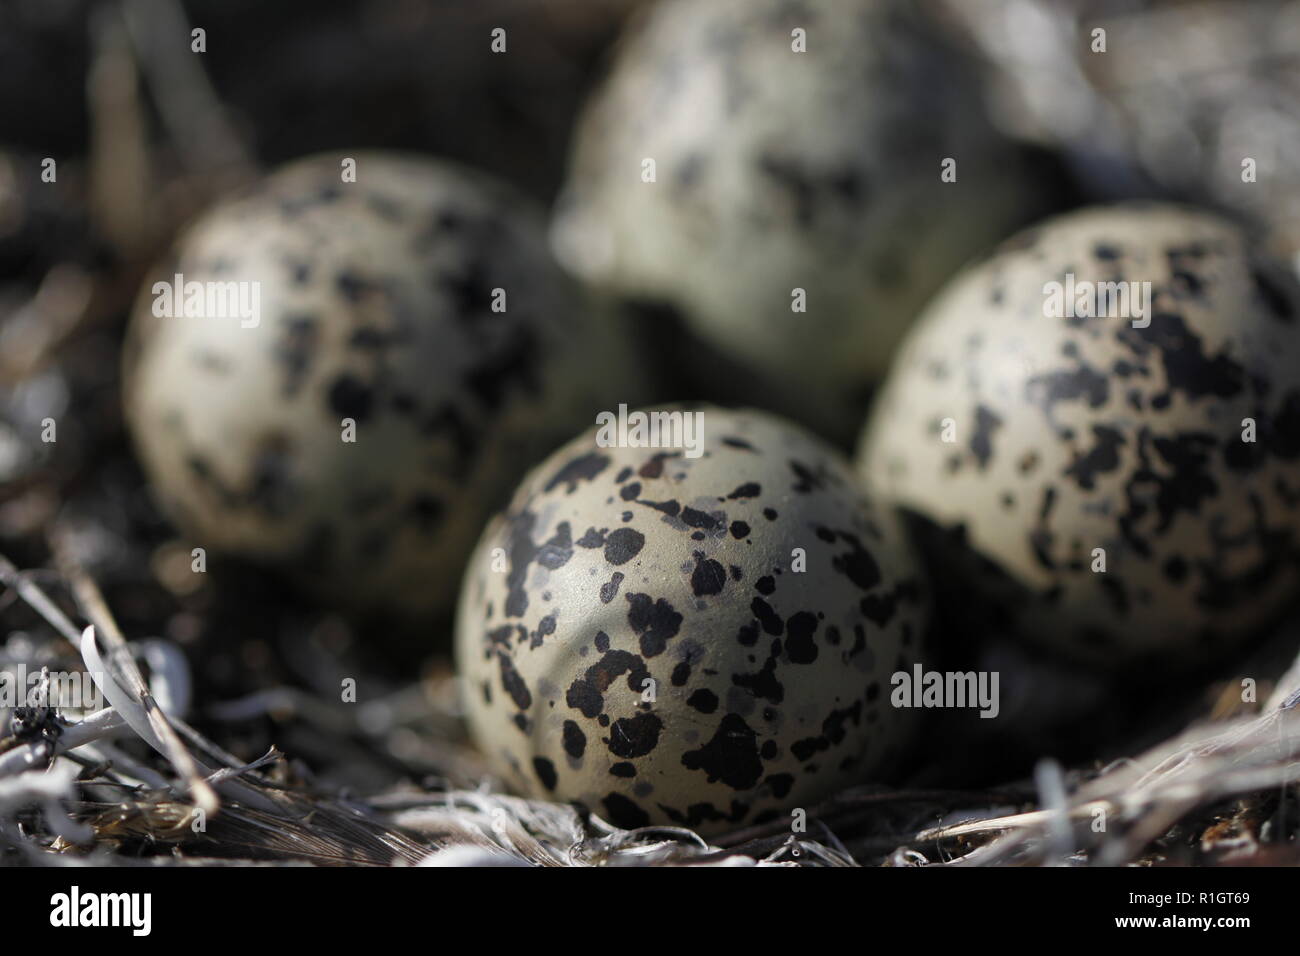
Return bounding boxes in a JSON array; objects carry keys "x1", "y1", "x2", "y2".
[
  {"x1": 553, "y1": 0, "x2": 1044, "y2": 436},
  {"x1": 858, "y1": 203, "x2": 1300, "y2": 664},
  {"x1": 124, "y1": 152, "x2": 641, "y2": 617}
]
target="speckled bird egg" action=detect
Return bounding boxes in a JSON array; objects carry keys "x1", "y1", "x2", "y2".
[
  {"x1": 454, "y1": 406, "x2": 927, "y2": 833},
  {"x1": 123, "y1": 152, "x2": 637, "y2": 617},
  {"x1": 552, "y1": 0, "x2": 1040, "y2": 434},
  {"x1": 858, "y1": 204, "x2": 1300, "y2": 665}
]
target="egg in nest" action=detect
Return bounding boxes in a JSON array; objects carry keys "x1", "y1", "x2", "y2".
[
  {"x1": 552, "y1": 0, "x2": 1041, "y2": 434},
  {"x1": 858, "y1": 204, "x2": 1300, "y2": 665},
  {"x1": 454, "y1": 406, "x2": 927, "y2": 833},
  {"x1": 123, "y1": 152, "x2": 637, "y2": 617}
]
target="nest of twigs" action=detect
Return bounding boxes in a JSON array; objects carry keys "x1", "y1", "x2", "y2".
[{"x1": 2, "y1": 539, "x2": 1299, "y2": 867}]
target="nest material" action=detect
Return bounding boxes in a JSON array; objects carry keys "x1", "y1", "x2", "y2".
[{"x1": 3, "y1": 547, "x2": 1299, "y2": 868}]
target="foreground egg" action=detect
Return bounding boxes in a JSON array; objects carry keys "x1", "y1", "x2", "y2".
[
  {"x1": 123, "y1": 152, "x2": 635, "y2": 617},
  {"x1": 553, "y1": 0, "x2": 1040, "y2": 433},
  {"x1": 455, "y1": 407, "x2": 927, "y2": 833},
  {"x1": 859, "y1": 204, "x2": 1300, "y2": 665}
]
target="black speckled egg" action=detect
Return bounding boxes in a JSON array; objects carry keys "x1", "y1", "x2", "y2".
[
  {"x1": 123, "y1": 152, "x2": 638, "y2": 617},
  {"x1": 454, "y1": 406, "x2": 927, "y2": 833},
  {"x1": 552, "y1": 0, "x2": 1040, "y2": 433},
  {"x1": 858, "y1": 203, "x2": 1300, "y2": 665}
]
